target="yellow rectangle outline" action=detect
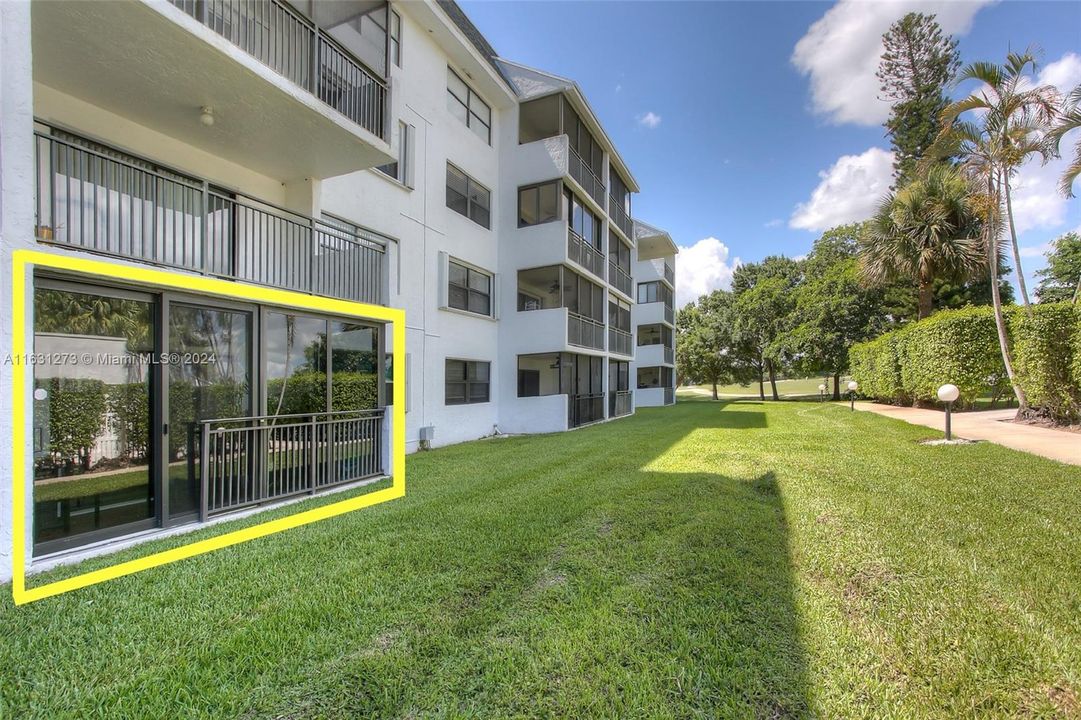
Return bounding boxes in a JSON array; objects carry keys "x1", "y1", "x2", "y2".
[{"x1": 10, "y1": 249, "x2": 405, "y2": 605}]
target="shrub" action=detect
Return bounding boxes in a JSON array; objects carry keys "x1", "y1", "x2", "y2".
[
  {"x1": 1009, "y1": 303, "x2": 1081, "y2": 424},
  {"x1": 849, "y1": 302, "x2": 1081, "y2": 422},
  {"x1": 40, "y1": 378, "x2": 107, "y2": 467}
]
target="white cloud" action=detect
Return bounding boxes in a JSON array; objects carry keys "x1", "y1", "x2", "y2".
[
  {"x1": 764, "y1": 218, "x2": 783, "y2": 228},
  {"x1": 675, "y1": 237, "x2": 741, "y2": 309},
  {"x1": 790, "y1": 147, "x2": 895, "y2": 232},
  {"x1": 1009, "y1": 157, "x2": 1069, "y2": 234},
  {"x1": 1018, "y1": 243, "x2": 1050, "y2": 259},
  {"x1": 1037, "y1": 52, "x2": 1081, "y2": 92},
  {"x1": 637, "y1": 111, "x2": 662, "y2": 129},
  {"x1": 791, "y1": 0, "x2": 991, "y2": 126}
]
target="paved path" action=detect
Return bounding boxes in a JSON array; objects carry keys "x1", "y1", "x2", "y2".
[{"x1": 852, "y1": 402, "x2": 1081, "y2": 466}]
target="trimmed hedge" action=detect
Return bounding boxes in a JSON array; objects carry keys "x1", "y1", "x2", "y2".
[{"x1": 850, "y1": 302, "x2": 1081, "y2": 422}]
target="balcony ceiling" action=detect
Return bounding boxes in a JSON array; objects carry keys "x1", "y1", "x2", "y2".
[{"x1": 32, "y1": 1, "x2": 393, "y2": 181}]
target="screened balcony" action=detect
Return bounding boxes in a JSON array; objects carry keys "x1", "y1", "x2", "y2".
[
  {"x1": 518, "y1": 265, "x2": 606, "y2": 352},
  {"x1": 34, "y1": 129, "x2": 386, "y2": 305}
]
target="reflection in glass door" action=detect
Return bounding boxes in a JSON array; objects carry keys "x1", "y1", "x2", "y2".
[
  {"x1": 167, "y1": 304, "x2": 252, "y2": 519},
  {"x1": 32, "y1": 286, "x2": 156, "y2": 553}
]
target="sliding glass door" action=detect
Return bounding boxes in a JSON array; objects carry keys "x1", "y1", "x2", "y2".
[{"x1": 32, "y1": 283, "x2": 157, "y2": 554}]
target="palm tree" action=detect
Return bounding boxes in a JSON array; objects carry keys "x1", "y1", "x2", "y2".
[
  {"x1": 1049, "y1": 84, "x2": 1081, "y2": 197},
  {"x1": 927, "y1": 122, "x2": 1028, "y2": 410},
  {"x1": 940, "y1": 51, "x2": 1059, "y2": 308},
  {"x1": 859, "y1": 164, "x2": 986, "y2": 320}
]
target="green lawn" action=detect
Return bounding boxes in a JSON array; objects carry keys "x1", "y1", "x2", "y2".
[{"x1": 2, "y1": 399, "x2": 1079, "y2": 718}]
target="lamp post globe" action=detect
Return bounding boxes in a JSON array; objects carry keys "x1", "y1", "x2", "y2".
[
  {"x1": 846, "y1": 380, "x2": 858, "y2": 411},
  {"x1": 818, "y1": 383, "x2": 826, "y2": 402},
  {"x1": 938, "y1": 383, "x2": 960, "y2": 440}
]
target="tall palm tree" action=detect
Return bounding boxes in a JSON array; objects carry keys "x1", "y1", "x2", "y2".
[
  {"x1": 940, "y1": 51, "x2": 1059, "y2": 308},
  {"x1": 927, "y1": 122, "x2": 1028, "y2": 410},
  {"x1": 1050, "y1": 84, "x2": 1081, "y2": 197},
  {"x1": 859, "y1": 164, "x2": 986, "y2": 320}
]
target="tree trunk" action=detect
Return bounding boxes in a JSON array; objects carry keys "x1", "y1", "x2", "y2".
[
  {"x1": 712, "y1": 380, "x2": 718, "y2": 400},
  {"x1": 988, "y1": 172, "x2": 1028, "y2": 412},
  {"x1": 917, "y1": 277, "x2": 934, "y2": 319},
  {"x1": 767, "y1": 360, "x2": 779, "y2": 401},
  {"x1": 758, "y1": 366, "x2": 765, "y2": 401},
  {"x1": 832, "y1": 371, "x2": 841, "y2": 401},
  {"x1": 1004, "y1": 176, "x2": 1032, "y2": 309}
]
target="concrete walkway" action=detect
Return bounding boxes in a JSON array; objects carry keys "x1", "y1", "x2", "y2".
[{"x1": 852, "y1": 402, "x2": 1081, "y2": 466}]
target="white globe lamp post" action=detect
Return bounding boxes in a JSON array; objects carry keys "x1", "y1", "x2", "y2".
[
  {"x1": 818, "y1": 383, "x2": 826, "y2": 402},
  {"x1": 937, "y1": 383, "x2": 960, "y2": 440},
  {"x1": 847, "y1": 380, "x2": 858, "y2": 411}
]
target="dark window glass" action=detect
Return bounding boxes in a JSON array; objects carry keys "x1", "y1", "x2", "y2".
[
  {"x1": 448, "y1": 260, "x2": 492, "y2": 317},
  {"x1": 445, "y1": 359, "x2": 490, "y2": 405},
  {"x1": 448, "y1": 68, "x2": 491, "y2": 144},
  {"x1": 517, "y1": 266, "x2": 562, "y2": 311},
  {"x1": 518, "y1": 180, "x2": 560, "y2": 227},
  {"x1": 519, "y1": 94, "x2": 561, "y2": 144},
  {"x1": 447, "y1": 164, "x2": 490, "y2": 229}
]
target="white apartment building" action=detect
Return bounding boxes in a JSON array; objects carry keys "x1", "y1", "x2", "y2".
[{"x1": 0, "y1": 0, "x2": 677, "y2": 580}]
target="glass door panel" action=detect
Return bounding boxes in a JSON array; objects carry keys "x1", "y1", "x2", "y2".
[
  {"x1": 167, "y1": 304, "x2": 252, "y2": 519},
  {"x1": 32, "y1": 287, "x2": 156, "y2": 553}
]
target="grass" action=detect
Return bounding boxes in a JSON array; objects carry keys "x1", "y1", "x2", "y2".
[
  {"x1": 686, "y1": 376, "x2": 849, "y2": 398},
  {"x1": 2, "y1": 399, "x2": 1080, "y2": 718}
]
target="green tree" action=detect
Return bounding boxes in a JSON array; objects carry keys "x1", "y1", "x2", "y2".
[
  {"x1": 1035, "y1": 232, "x2": 1081, "y2": 303},
  {"x1": 940, "y1": 51, "x2": 1059, "y2": 308},
  {"x1": 676, "y1": 299, "x2": 730, "y2": 399},
  {"x1": 1049, "y1": 85, "x2": 1081, "y2": 197},
  {"x1": 732, "y1": 257, "x2": 801, "y2": 400},
  {"x1": 859, "y1": 164, "x2": 986, "y2": 319},
  {"x1": 787, "y1": 255, "x2": 884, "y2": 400},
  {"x1": 876, "y1": 12, "x2": 961, "y2": 186}
]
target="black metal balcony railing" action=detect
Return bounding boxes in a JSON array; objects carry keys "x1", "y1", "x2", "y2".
[
  {"x1": 568, "y1": 228, "x2": 605, "y2": 279},
  {"x1": 198, "y1": 409, "x2": 383, "y2": 520},
  {"x1": 609, "y1": 390, "x2": 633, "y2": 418},
  {"x1": 664, "y1": 345, "x2": 675, "y2": 365},
  {"x1": 608, "y1": 193, "x2": 633, "y2": 239},
  {"x1": 664, "y1": 262, "x2": 675, "y2": 286},
  {"x1": 568, "y1": 312, "x2": 605, "y2": 351},
  {"x1": 608, "y1": 260, "x2": 633, "y2": 298},
  {"x1": 570, "y1": 394, "x2": 604, "y2": 428},
  {"x1": 169, "y1": 0, "x2": 387, "y2": 139},
  {"x1": 664, "y1": 387, "x2": 675, "y2": 405},
  {"x1": 34, "y1": 132, "x2": 385, "y2": 305},
  {"x1": 609, "y1": 327, "x2": 632, "y2": 357},
  {"x1": 568, "y1": 148, "x2": 606, "y2": 207}
]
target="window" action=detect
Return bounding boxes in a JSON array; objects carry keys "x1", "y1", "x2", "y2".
[
  {"x1": 608, "y1": 298, "x2": 630, "y2": 333},
  {"x1": 448, "y1": 260, "x2": 492, "y2": 316},
  {"x1": 637, "y1": 324, "x2": 672, "y2": 346},
  {"x1": 609, "y1": 236, "x2": 631, "y2": 273},
  {"x1": 446, "y1": 164, "x2": 490, "y2": 228},
  {"x1": 377, "y1": 121, "x2": 413, "y2": 185},
  {"x1": 637, "y1": 366, "x2": 673, "y2": 389},
  {"x1": 445, "y1": 359, "x2": 490, "y2": 405},
  {"x1": 610, "y1": 167, "x2": 631, "y2": 213},
  {"x1": 389, "y1": 10, "x2": 401, "y2": 67},
  {"x1": 518, "y1": 181, "x2": 560, "y2": 227},
  {"x1": 447, "y1": 68, "x2": 491, "y2": 144},
  {"x1": 637, "y1": 281, "x2": 672, "y2": 306},
  {"x1": 565, "y1": 188, "x2": 602, "y2": 249},
  {"x1": 519, "y1": 94, "x2": 561, "y2": 144}
]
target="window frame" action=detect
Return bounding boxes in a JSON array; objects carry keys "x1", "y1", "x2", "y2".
[
  {"x1": 445, "y1": 358, "x2": 491, "y2": 405},
  {"x1": 446, "y1": 163, "x2": 490, "y2": 229},
  {"x1": 389, "y1": 9, "x2": 401, "y2": 67},
  {"x1": 517, "y1": 180, "x2": 562, "y2": 228},
  {"x1": 447, "y1": 68, "x2": 491, "y2": 145},
  {"x1": 447, "y1": 259, "x2": 493, "y2": 317}
]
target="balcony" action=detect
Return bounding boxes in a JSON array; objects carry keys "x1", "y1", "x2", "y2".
[
  {"x1": 635, "y1": 301, "x2": 675, "y2": 328},
  {"x1": 609, "y1": 260, "x2": 633, "y2": 298},
  {"x1": 664, "y1": 262, "x2": 675, "y2": 286},
  {"x1": 609, "y1": 390, "x2": 633, "y2": 418},
  {"x1": 608, "y1": 193, "x2": 634, "y2": 240},
  {"x1": 665, "y1": 345, "x2": 675, "y2": 365},
  {"x1": 34, "y1": 131, "x2": 386, "y2": 305},
  {"x1": 568, "y1": 312, "x2": 605, "y2": 351},
  {"x1": 32, "y1": 0, "x2": 393, "y2": 180},
  {"x1": 568, "y1": 228, "x2": 606, "y2": 280},
  {"x1": 609, "y1": 328, "x2": 632, "y2": 357},
  {"x1": 637, "y1": 342, "x2": 674, "y2": 367},
  {"x1": 635, "y1": 257, "x2": 675, "y2": 288},
  {"x1": 570, "y1": 394, "x2": 604, "y2": 428},
  {"x1": 198, "y1": 409, "x2": 383, "y2": 520},
  {"x1": 665, "y1": 387, "x2": 675, "y2": 405},
  {"x1": 569, "y1": 147, "x2": 606, "y2": 208}
]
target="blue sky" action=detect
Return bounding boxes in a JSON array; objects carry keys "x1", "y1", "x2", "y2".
[{"x1": 460, "y1": 0, "x2": 1081, "y2": 307}]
